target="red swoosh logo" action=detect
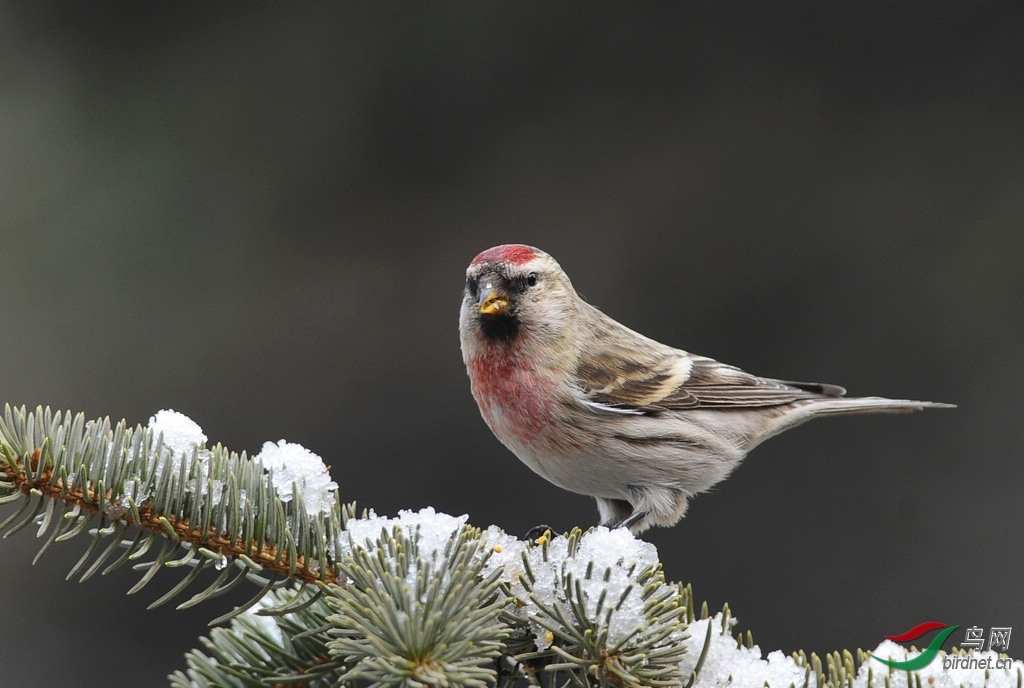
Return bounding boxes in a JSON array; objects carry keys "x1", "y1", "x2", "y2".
[{"x1": 885, "y1": 621, "x2": 948, "y2": 643}]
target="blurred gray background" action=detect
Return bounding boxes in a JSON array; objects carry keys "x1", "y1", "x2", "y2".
[{"x1": 1, "y1": 3, "x2": 1022, "y2": 686}]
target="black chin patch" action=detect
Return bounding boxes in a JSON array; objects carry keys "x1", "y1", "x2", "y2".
[{"x1": 478, "y1": 312, "x2": 520, "y2": 342}]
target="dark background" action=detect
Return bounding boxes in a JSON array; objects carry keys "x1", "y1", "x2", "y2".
[{"x1": 1, "y1": 4, "x2": 1022, "y2": 686}]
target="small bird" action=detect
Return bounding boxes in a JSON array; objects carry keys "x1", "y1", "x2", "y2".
[{"x1": 459, "y1": 244, "x2": 954, "y2": 533}]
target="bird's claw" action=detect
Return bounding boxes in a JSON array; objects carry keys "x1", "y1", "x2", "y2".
[{"x1": 524, "y1": 524, "x2": 554, "y2": 542}]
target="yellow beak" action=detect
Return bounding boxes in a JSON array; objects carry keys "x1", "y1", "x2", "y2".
[{"x1": 478, "y1": 290, "x2": 510, "y2": 316}]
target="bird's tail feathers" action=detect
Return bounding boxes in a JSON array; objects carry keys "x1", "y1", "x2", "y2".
[
  {"x1": 752, "y1": 396, "x2": 954, "y2": 448},
  {"x1": 808, "y1": 396, "x2": 956, "y2": 416}
]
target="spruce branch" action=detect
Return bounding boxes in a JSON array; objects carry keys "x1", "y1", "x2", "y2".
[
  {"x1": 4, "y1": 403, "x2": 1024, "y2": 688},
  {"x1": 489, "y1": 526, "x2": 690, "y2": 688},
  {"x1": 326, "y1": 523, "x2": 510, "y2": 687},
  {"x1": 170, "y1": 585, "x2": 343, "y2": 688},
  {"x1": 171, "y1": 519, "x2": 512, "y2": 688},
  {"x1": 0, "y1": 404, "x2": 353, "y2": 615}
]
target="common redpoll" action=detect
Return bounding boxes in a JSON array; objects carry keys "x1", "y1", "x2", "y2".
[{"x1": 459, "y1": 244, "x2": 953, "y2": 533}]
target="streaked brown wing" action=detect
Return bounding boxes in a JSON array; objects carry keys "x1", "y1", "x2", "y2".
[
  {"x1": 577, "y1": 350, "x2": 845, "y2": 412},
  {"x1": 574, "y1": 330, "x2": 701, "y2": 407}
]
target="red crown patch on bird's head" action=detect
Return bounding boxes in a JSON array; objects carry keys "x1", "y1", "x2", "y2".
[{"x1": 471, "y1": 244, "x2": 539, "y2": 267}]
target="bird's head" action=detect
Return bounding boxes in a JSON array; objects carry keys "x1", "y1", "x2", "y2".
[{"x1": 459, "y1": 244, "x2": 578, "y2": 357}]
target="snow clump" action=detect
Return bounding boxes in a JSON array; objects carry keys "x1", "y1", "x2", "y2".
[
  {"x1": 254, "y1": 439, "x2": 339, "y2": 516},
  {"x1": 484, "y1": 526, "x2": 662, "y2": 651}
]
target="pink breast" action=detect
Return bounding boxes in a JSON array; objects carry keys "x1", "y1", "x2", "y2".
[{"x1": 468, "y1": 354, "x2": 555, "y2": 444}]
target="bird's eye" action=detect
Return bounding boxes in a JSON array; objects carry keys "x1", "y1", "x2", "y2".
[
  {"x1": 466, "y1": 277, "x2": 478, "y2": 297},
  {"x1": 527, "y1": 272, "x2": 538, "y2": 287}
]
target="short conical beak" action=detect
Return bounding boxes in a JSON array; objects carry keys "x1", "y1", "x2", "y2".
[
  {"x1": 478, "y1": 288, "x2": 510, "y2": 316},
  {"x1": 476, "y1": 274, "x2": 510, "y2": 315}
]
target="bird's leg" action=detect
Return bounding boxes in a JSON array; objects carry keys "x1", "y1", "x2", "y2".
[{"x1": 612, "y1": 510, "x2": 648, "y2": 532}]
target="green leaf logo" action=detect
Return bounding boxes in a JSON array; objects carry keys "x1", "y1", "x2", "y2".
[{"x1": 871, "y1": 622, "x2": 959, "y2": 671}]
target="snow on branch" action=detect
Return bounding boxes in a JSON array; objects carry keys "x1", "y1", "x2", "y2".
[
  {"x1": 2, "y1": 404, "x2": 1023, "y2": 687},
  {"x1": 0, "y1": 404, "x2": 351, "y2": 618}
]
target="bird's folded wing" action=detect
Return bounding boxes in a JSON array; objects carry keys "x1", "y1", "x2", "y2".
[{"x1": 576, "y1": 351, "x2": 845, "y2": 413}]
